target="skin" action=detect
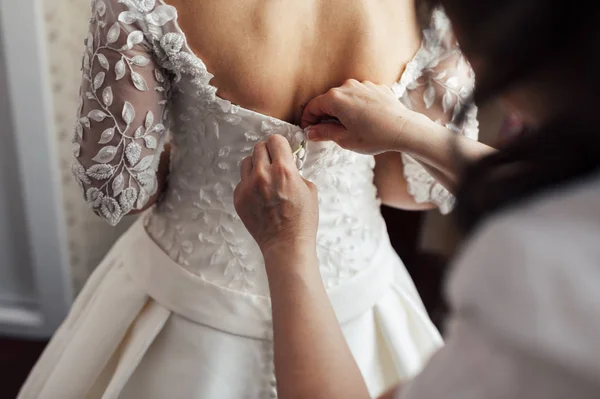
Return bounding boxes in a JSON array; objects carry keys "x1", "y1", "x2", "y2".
[
  {"x1": 165, "y1": 0, "x2": 421, "y2": 123},
  {"x1": 302, "y1": 80, "x2": 496, "y2": 193},
  {"x1": 150, "y1": 0, "x2": 431, "y2": 210},
  {"x1": 235, "y1": 82, "x2": 501, "y2": 399}
]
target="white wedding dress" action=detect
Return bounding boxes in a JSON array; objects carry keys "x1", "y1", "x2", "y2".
[{"x1": 20, "y1": 1, "x2": 478, "y2": 398}]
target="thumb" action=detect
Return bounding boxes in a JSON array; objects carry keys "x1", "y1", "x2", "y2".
[{"x1": 307, "y1": 123, "x2": 347, "y2": 143}]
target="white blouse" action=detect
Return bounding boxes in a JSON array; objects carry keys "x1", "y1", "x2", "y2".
[{"x1": 399, "y1": 174, "x2": 600, "y2": 398}]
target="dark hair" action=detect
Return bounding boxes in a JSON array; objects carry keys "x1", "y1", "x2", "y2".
[{"x1": 428, "y1": 0, "x2": 600, "y2": 233}]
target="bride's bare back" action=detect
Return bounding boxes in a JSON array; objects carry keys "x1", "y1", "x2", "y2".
[{"x1": 166, "y1": 0, "x2": 421, "y2": 123}]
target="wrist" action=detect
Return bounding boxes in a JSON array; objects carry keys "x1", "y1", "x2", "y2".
[
  {"x1": 392, "y1": 111, "x2": 446, "y2": 155},
  {"x1": 389, "y1": 108, "x2": 425, "y2": 152},
  {"x1": 261, "y1": 239, "x2": 319, "y2": 276}
]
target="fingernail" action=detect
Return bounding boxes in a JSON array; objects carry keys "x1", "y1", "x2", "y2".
[{"x1": 307, "y1": 128, "x2": 320, "y2": 141}]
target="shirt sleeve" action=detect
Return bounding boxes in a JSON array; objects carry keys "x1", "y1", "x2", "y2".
[
  {"x1": 398, "y1": 319, "x2": 599, "y2": 399},
  {"x1": 397, "y1": 9, "x2": 479, "y2": 214},
  {"x1": 71, "y1": 0, "x2": 170, "y2": 225},
  {"x1": 397, "y1": 195, "x2": 600, "y2": 399}
]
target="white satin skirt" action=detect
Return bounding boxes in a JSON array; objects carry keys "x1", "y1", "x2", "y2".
[{"x1": 19, "y1": 216, "x2": 442, "y2": 398}]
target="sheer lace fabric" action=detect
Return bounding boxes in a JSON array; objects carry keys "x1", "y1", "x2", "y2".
[
  {"x1": 72, "y1": 0, "x2": 478, "y2": 295},
  {"x1": 392, "y1": 10, "x2": 478, "y2": 213}
]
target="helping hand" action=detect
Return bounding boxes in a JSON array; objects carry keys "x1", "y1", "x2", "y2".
[
  {"x1": 234, "y1": 135, "x2": 319, "y2": 258},
  {"x1": 301, "y1": 79, "x2": 417, "y2": 155}
]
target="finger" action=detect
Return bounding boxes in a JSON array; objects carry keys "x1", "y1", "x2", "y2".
[
  {"x1": 306, "y1": 123, "x2": 347, "y2": 143},
  {"x1": 266, "y1": 135, "x2": 294, "y2": 165},
  {"x1": 300, "y1": 89, "x2": 342, "y2": 128},
  {"x1": 252, "y1": 142, "x2": 271, "y2": 168},
  {"x1": 240, "y1": 156, "x2": 252, "y2": 179},
  {"x1": 361, "y1": 80, "x2": 377, "y2": 88}
]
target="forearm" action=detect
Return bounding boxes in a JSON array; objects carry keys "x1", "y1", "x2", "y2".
[
  {"x1": 264, "y1": 246, "x2": 370, "y2": 399},
  {"x1": 416, "y1": 161, "x2": 458, "y2": 194},
  {"x1": 397, "y1": 112, "x2": 496, "y2": 192}
]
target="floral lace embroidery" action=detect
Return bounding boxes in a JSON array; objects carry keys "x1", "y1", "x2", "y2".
[
  {"x1": 72, "y1": 0, "x2": 171, "y2": 225},
  {"x1": 72, "y1": 1, "x2": 478, "y2": 293},
  {"x1": 393, "y1": 9, "x2": 479, "y2": 213}
]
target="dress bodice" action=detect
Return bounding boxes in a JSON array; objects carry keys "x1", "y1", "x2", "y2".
[
  {"x1": 72, "y1": 0, "x2": 478, "y2": 295},
  {"x1": 148, "y1": 88, "x2": 383, "y2": 293}
]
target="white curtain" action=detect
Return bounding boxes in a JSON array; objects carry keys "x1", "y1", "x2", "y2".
[{"x1": 43, "y1": 0, "x2": 134, "y2": 293}]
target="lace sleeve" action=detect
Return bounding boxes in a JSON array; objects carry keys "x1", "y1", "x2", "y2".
[
  {"x1": 71, "y1": 0, "x2": 170, "y2": 225},
  {"x1": 396, "y1": 9, "x2": 479, "y2": 214}
]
